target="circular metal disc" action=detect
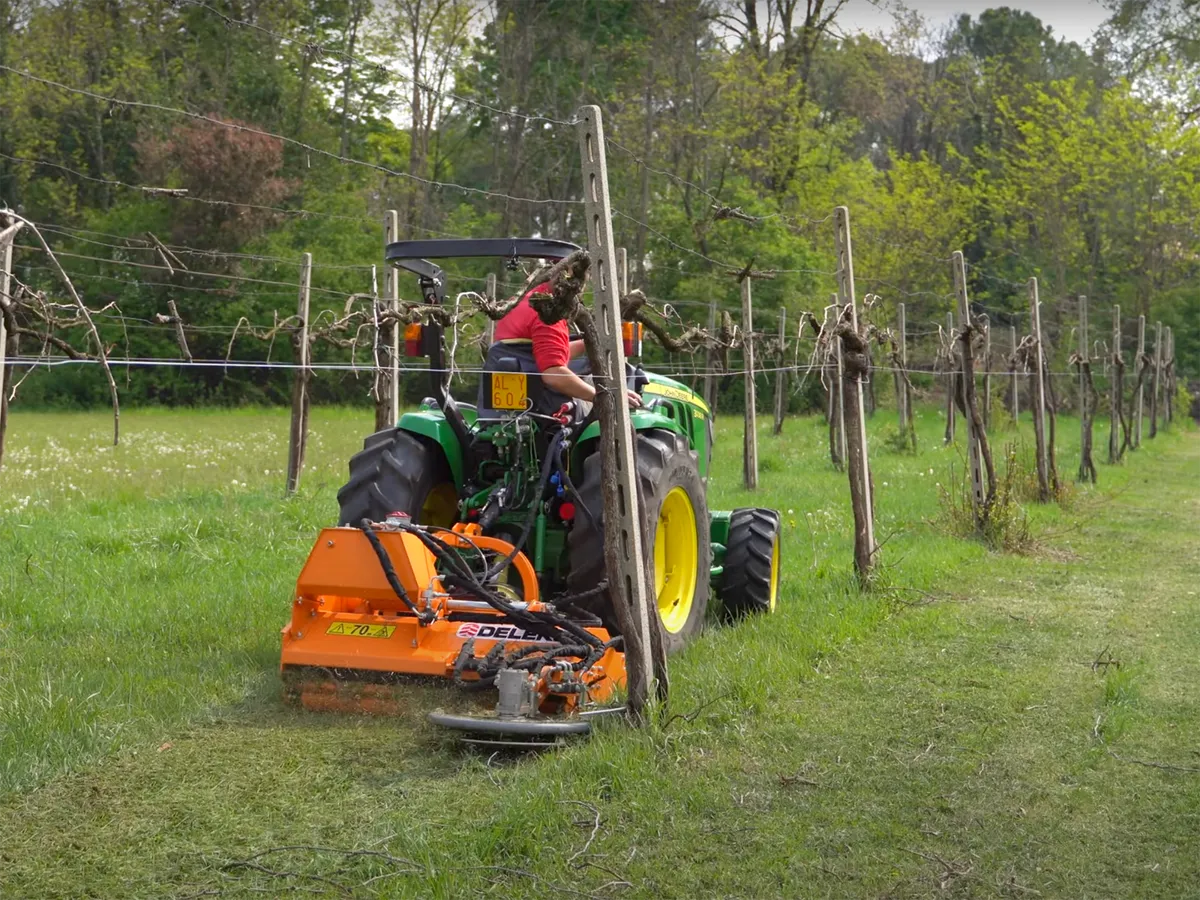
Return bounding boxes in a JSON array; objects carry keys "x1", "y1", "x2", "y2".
[{"x1": 427, "y1": 710, "x2": 592, "y2": 736}]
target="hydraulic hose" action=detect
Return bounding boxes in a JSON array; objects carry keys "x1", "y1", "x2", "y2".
[{"x1": 358, "y1": 521, "x2": 435, "y2": 624}]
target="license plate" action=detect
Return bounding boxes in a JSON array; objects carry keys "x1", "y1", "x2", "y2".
[
  {"x1": 491, "y1": 373, "x2": 528, "y2": 410},
  {"x1": 326, "y1": 622, "x2": 396, "y2": 639}
]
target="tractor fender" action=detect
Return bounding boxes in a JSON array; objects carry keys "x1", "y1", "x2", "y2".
[
  {"x1": 397, "y1": 411, "x2": 465, "y2": 488},
  {"x1": 576, "y1": 409, "x2": 684, "y2": 446}
]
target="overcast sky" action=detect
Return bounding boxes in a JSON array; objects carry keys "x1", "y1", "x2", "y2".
[{"x1": 836, "y1": 0, "x2": 1111, "y2": 49}]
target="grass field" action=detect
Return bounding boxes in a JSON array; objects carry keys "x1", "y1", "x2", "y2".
[{"x1": 0, "y1": 402, "x2": 1197, "y2": 898}]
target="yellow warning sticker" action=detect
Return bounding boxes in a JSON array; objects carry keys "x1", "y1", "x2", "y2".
[{"x1": 325, "y1": 622, "x2": 396, "y2": 639}]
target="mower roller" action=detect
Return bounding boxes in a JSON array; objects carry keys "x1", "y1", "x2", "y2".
[{"x1": 280, "y1": 238, "x2": 783, "y2": 741}]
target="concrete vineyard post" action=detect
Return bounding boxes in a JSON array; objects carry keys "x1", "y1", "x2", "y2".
[
  {"x1": 703, "y1": 300, "x2": 716, "y2": 411},
  {"x1": 483, "y1": 273, "x2": 497, "y2": 349},
  {"x1": 773, "y1": 308, "x2": 786, "y2": 436},
  {"x1": 1029, "y1": 278, "x2": 1050, "y2": 501},
  {"x1": 944, "y1": 311, "x2": 956, "y2": 445},
  {"x1": 0, "y1": 233, "x2": 12, "y2": 468},
  {"x1": 741, "y1": 274, "x2": 758, "y2": 490},
  {"x1": 1135, "y1": 315, "x2": 1145, "y2": 448},
  {"x1": 576, "y1": 104, "x2": 657, "y2": 716},
  {"x1": 286, "y1": 252, "x2": 313, "y2": 496},
  {"x1": 1150, "y1": 321, "x2": 1161, "y2": 439},
  {"x1": 1109, "y1": 305, "x2": 1121, "y2": 463},
  {"x1": 984, "y1": 319, "x2": 993, "y2": 432},
  {"x1": 1010, "y1": 325, "x2": 1019, "y2": 420}
]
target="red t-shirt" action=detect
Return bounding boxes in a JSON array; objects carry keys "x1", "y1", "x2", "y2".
[{"x1": 493, "y1": 282, "x2": 570, "y2": 370}]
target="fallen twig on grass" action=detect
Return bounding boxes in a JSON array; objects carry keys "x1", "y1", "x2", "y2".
[
  {"x1": 903, "y1": 847, "x2": 974, "y2": 890},
  {"x1": 1089, "y1": 646, "x2": 1121, "y2": 673},
  {"x1": 561, "y1": 799, "x2": 603, "y2": 863},
  {"x1": 1107, "y1": 749, "x2": 1200, "y2": 774},
  {"x1": 661, "y1": 691, "x2": 733, "y2": 731}
]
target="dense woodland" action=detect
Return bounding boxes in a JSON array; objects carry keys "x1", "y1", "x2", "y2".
[{"x1": 0, "y1": 0, "x2": 1197, "y2": 407}]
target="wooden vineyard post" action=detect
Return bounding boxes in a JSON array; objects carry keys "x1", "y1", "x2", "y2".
[
  {"x1": 483, "y1": 273, "x2": 497, "y2": 349},
  {"x1": 952, "y1": 252, "x2": 985, "y2": 511},
  {"x1": 1029, "y1": 278, "x2": 1050, "y2": 501},
  {"x1": 773, "y1": 308, "x2": 786, "y2": 436},
  {"x1": 740, "y1": 273, "x2": 758, "y2": 489},
  {"x1": 1150, "y1": 321, "x2": 1161, "y2": 439},
  {"x1": 834, "y1": 206, "x2": 876, "y2": 581},
  {"x1": 944, "y1": 311, "x2": 956, "y2": 445},
  {"x1": 1010, "y1": 325, "x2": 1019, "y2": 421},
  {"x1": 0, "y1": 230, "x2": 13, "y2": 468},
  {"x1": 1109, "y1": 305, "x2": 1121, "y2": 463},
  {"x1": 577, "y1": 104, "x2": 657, "y2": 717},
  {"x1": 1135, "y1": 315, "x2": 1145, "y2": 447},
  {"x1": 286, "y1": 252, "x2": 313, "y2": 496},
  {"x1": 703, "y1": 300, "x2": 716, "y2": 412}
]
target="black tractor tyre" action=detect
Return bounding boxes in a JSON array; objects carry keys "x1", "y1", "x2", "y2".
[
  {"x1": 719, "y1": 508, "x2": 781, "y2": 617},
  {"x1": 567, "y1": 430, "x2": 710, "y2": 655},
  {"x1": 336, "y1": 428, "x2": 457, "y2": 527}
]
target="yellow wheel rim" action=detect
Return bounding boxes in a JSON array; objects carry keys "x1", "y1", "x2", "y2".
[
  {"x1": 654, "y1": 486, "x2": 699, "y2": 634},
  {"x1": 420, "y1": 482, "x2": 459, "y2": 527},
  {"x1": 768, "y1": 533, "x2": 780, "y2": 613}
]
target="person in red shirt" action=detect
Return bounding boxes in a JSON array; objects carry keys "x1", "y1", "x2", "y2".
[{"x1": 492, "y1": 282, "x2": 641, "y2": 408}]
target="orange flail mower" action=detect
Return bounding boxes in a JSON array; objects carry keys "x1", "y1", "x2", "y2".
[{"x1": 281, "y1": 521, "x2": 626, "y2": 743}]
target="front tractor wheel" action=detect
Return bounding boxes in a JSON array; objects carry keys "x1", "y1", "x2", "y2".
[
  {"x1": 719, "y1": 508, "x2": 782, "y2": 617},
  {"x1": 336, "y1": 428, "x2": 458, "y2": 527},
  {"x1": 568, "y1": 431, "x2": 710, "y2": 655}
]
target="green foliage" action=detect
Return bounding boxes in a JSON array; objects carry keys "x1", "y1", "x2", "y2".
[{"x1": 2, "y1": 0, "x2": 1198, "y2": 410}]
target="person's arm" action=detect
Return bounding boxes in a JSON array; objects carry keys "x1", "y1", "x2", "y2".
[
  {"x1": 568, "y1": 339, "x2": 586, "y2": 359},
  {"x1": 540, "y1": 367, "x2": 642, "y2": 408}
]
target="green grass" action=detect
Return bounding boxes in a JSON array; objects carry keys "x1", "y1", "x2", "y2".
[{"x1": 0, "y1": 404, "x2": 1197, "y2": 898}]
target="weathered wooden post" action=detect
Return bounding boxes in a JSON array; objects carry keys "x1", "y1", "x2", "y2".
[
  {"x1": 1150, "y1": 321, "x2": 1162, "y2": 439},
  {"x1": 944, "y1": 311, "x2": 956, "y2": 445},
  {"x1": 953, "y1": 252, "x2": 984, "y2": 510},
  {"x1": 773, "y1": 308, "x2": 786, "y2": 436},
  {"x1": 286, "y1": 252, "x2": 313, "y2": 495},
  {"x1": 1010, "y1": 325, "x2": 1019, "y2": 421},
  {"x1": 1109, "y1": 305, "x2": 1121, "y2": 463},
  {"x1": 1135, "y1": 315, "x2": 1145, "y2": 448},
  {"x1": 834, "y1": 206, "x2": 876, "y2": 581},
  {"x1": 740, "y1": 273, "x2": 758, "y2": 490},
  {"x1": 1029, "y1": 278, "x2": 1050, "y2": 501},
  {"x1": 483, "y1": 273, "x2": 497, "y2": 349},
  {"x1": 577, "y1": 104, "x2": 657, "y2": 716}
]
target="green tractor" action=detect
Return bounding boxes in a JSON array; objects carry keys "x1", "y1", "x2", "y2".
[{"x1": 336, "y1": 239, "x2": 782, "y2": 653}]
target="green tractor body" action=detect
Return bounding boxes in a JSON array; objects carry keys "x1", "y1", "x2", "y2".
[{"x1": 337, "y1": 239, "x2": 781, "y2": 651}]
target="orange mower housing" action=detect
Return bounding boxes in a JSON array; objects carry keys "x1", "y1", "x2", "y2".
[{"x1": 280, "y1": 525, "x2": 625, "y2": 717}]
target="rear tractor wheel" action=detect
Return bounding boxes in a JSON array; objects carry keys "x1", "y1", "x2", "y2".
[
  {"x1": 719, "y1": 508, "x2": 782, "y2": 617},
  {"x1": 568, "y1": 430, "x2": 710, "y2": 655},
  {"x1": 336, "y1": 428, "x2": 458, "y2": 527}
]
